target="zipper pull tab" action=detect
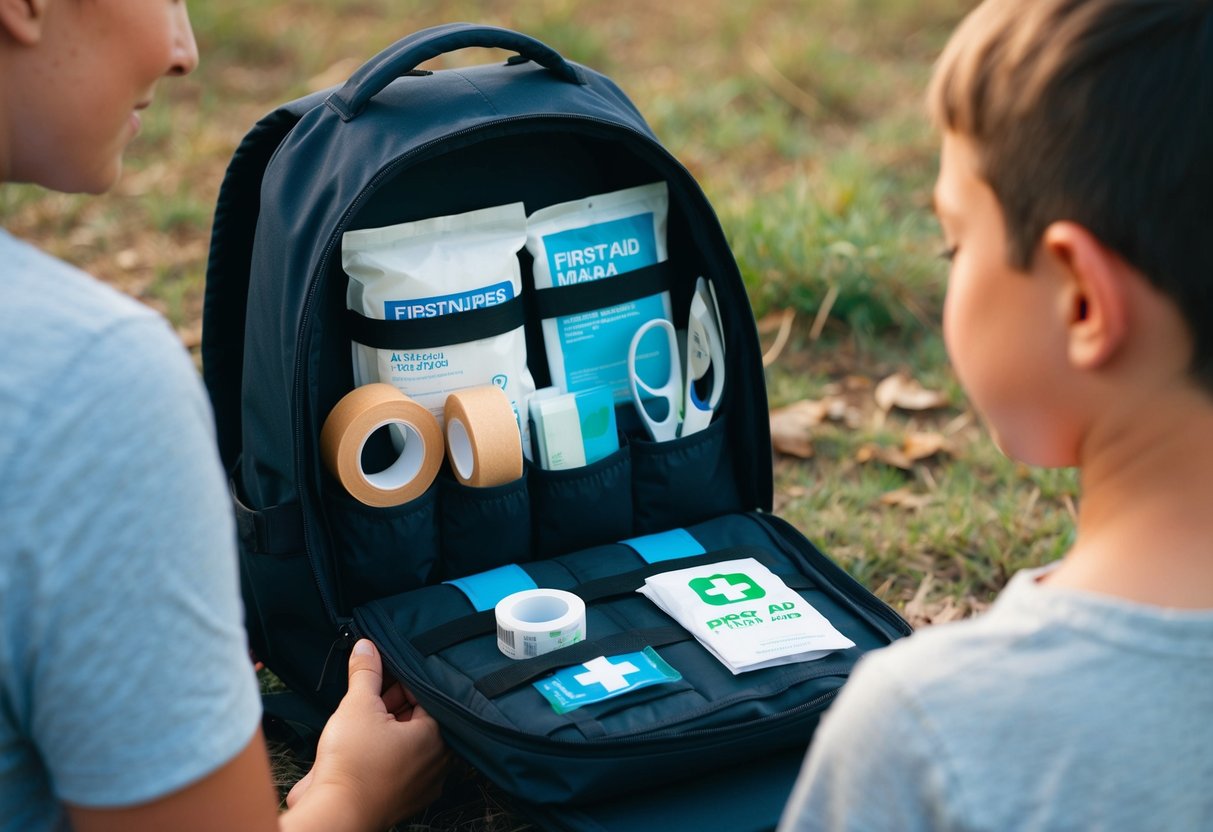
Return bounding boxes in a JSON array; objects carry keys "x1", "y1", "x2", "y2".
[{"x1": 315, "y1": 623, "x2": 357, "y2": 693}]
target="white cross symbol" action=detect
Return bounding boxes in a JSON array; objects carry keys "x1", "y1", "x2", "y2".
[
  {"x1": 574, "y1": 656, "x2": 641, "y2": 693},
  {"x1": 704, "y1": 576, "x2": 752, "y2": 602}
]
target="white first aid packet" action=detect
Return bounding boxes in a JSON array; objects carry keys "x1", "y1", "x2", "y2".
[
  {"x1": 526, "y1": 182, "x2": 674, "y2": 403},
  {"x1": 637, "y1": 557, "x2": 855, "y2": 675},
  {"x1": 343, "y1": 202, "x2": 535, "y2": 449}
]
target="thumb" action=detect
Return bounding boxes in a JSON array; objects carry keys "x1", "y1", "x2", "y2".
[{"x1": 347, "y1": 638, "x2": 384, "y2": 696}]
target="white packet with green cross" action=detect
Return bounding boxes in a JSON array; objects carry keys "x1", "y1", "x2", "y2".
[{"x1": 637, "y1": 557, "x2": 855, "y2": 674}]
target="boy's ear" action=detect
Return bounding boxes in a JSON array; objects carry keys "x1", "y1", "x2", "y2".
[
  {"x1": 1041, "y1": 221, "x2": 1129, "y2": 371},
  {"x1": 0, "y1": 0, "x2": 46, "y2": 46}
]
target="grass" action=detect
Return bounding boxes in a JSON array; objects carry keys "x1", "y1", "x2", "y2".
[{"x1": 3, "y1": 0, "x2": 1081, "y2": 829}]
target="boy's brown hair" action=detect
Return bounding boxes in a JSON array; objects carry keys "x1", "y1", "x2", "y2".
[{"x1": 929, "y1": 0, "x2": 1213, "y2": 390}]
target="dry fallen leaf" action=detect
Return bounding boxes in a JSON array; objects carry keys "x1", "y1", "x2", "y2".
[
  {"x1": 115, "y1": 248, "x2": 141, "y2": 270},
  {"x1": 769, "y1": 399, "x2": 827, "y2": 458},
  {"x1": 903, "y1": 431, "x2": 947, "y2": 461},
  {"x1": 879, "y1": 488, "x2": 933, "y2": 510},
  {"x1": 857, "y1": 432, "x2": 949, "y2": 470},
  {"x1": 874, "y1": 372, "x2": 948, "y2": 412}
]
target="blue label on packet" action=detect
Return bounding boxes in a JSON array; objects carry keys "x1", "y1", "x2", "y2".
[
  {"x1": 533, "y1": 647, "x2": 682, "y2": 714},
  {"x1": 384, "y1": 281, "x2": 514, "y2": 320},
  {"x1": 543, "y1": 214, "x2": 670, "y2": 401}
]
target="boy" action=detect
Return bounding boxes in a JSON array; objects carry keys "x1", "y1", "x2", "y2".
[
  {"x1": 779, "y1": 1, "x2": 1213, "y2": 829},
  {"x1": 0, "y1": 1, "x2": 448, "y2": 830}
]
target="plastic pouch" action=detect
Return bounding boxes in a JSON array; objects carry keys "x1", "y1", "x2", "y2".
[
  {"x1": 526, "y1": 182, "x2": 674, "y2": 403},
  {"x1": 343, "y1": 203, "x2": 536, "y2": 447}
]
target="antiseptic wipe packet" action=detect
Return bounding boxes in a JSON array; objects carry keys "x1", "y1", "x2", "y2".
[
  {"x1": 526, "y1": 182, "x2": 674, "y2": 403},
  {"x1": 637, "y1": 558, "x2": 855, "y2": 674},
  {"x1": 343, "y1": 203, "x2": 535, "y2": 447}
]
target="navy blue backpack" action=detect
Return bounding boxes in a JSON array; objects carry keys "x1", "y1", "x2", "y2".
[{"x1": 203, "y1": 23, "x2": 910, "y2": 831}]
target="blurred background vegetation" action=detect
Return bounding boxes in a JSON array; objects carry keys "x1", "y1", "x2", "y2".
[{"x1": 1, "y1": 1, "x2": 1079, "y2": 828}]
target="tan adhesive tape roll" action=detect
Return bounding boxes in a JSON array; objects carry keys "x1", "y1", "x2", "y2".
[
  {"x1": 443, "y1": 385, "x2": 523, "y2": 487},
  {"x1": 320, "y1": 383, "x2": 444, "y2": 508},
  {"x1": 495, "y1": 589, "x2": 587, "y2": 660}
]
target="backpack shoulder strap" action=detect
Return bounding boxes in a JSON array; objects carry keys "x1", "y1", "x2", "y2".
[{"x1": 202, "y1": 91, "x2": 328, "y2": 472}]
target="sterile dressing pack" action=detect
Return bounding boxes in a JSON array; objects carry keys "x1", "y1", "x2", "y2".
[
  {"x1": 343, "y1": 202, "x2": 535, "y2": 445},
  {"x1": 638, "y1": 557, "x2": 856, "y2": 674},
  {"x1": 526, "y1": 182, "x2": 673, "y2": 403}
]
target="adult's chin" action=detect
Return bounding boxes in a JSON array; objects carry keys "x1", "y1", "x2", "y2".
[{"x1": 62, "y1": 158, "x2": 124, "y2": 195}]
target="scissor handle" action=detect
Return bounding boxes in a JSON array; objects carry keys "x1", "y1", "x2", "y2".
[{"x1": 628, "y1": 318, "x2": 682, "y2": 442}]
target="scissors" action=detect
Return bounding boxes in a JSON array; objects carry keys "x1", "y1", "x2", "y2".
[
  {"x1": 627, "y1": 277, "x2": 726, "y2": 442},
  {"x1": 627, "y1": 318, "x2": 683, "y2": 442}
]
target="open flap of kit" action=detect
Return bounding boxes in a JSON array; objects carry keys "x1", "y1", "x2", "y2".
[{"x1": 354, "y1": 514, "x2": 899, "y2": 806}]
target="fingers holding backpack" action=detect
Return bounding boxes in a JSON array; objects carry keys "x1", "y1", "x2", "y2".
[{"x1": 285, "y1": 639, "x2": 452, "y2": 832}]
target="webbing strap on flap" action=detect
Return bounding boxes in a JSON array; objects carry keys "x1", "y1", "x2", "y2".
[
  {"x1": 412, "y1": 547, "x2": 814, "y2": 655},
  {"x1": 475, "y1": 626, "x2": 688, "y2": 698}
]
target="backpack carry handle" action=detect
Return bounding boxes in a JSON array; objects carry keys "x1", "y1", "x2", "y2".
[{"x1": 327, "y1": 23, "x2": 586, "y2": 122}]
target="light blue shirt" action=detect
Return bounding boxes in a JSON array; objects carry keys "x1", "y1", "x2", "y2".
[
  {"x1": 0, "y1": 230, "x2": 261, "y2": 830},
  {"x1": 779, "y1": 564, "x2": 1213, "y2": 832}
]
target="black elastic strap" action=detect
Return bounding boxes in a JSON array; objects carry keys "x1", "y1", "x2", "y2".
[
  {"x1": 232, "y1": 486, "x2": 304, "y2": 556},
  {"x1": 345, "y1": 295, "x2": 525, "y2": 350},
  {"x1": 413, "y1": 546, "x2": 816, "y2": 656},
  {"x1": 475, "y1": 626, "x2": 689, "y2": 699},
  {"x1": 413, "y1": 552, "x2": 729, "y2": 655},
  {"x1": 412, "y1": 609, "x2": 496, "y2": 655},
  {"x1": 532, "y1": 261, "x2": 673, "y2": 320}
]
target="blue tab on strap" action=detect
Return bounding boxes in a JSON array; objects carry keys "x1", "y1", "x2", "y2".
[
  {"x1": 621, "y1": 528, "x2": 706, "y2": 563},
  {"x1": 445, "y1": 563, "x2": 537, "y2": 611}
]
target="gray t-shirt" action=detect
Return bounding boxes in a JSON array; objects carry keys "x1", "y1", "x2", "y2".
[
  {"x1": 0, "y1": 230, "x2": 261, "y2": 830},
  {"x1": 779, "y1": 564, "x2": 1213, "y2": 832}
]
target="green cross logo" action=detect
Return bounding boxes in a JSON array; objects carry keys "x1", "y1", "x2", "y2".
[{"x1": 689, "y1": 572, "x2": 765, "y2": 605}]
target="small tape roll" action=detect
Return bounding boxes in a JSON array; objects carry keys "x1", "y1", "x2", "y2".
[
  {"x1": 320, "y1": 383, "x2": 444, "y2": 508},
  {"x1": 444, "y1": 386, "x2": 523, "y2": 487},
  {"x1": 495, "y1": 588, "x2": 586, "y2": 660}
]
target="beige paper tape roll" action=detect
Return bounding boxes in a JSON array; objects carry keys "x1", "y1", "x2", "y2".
[
  {"x1": 443, "y1": 385, "x2": 523, "y2": 487},
  {"x1": 320, "y1": 383, "x2": 443, "y2": 508}
]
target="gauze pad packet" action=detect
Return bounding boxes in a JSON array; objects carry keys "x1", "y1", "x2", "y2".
[
  {"x1": 526, "y1": 182, "x2": 674, "y2": 403},
  {"x1": 637, "y1": 557, "x2": 855, "y2": 674},
  {"x1": 343, "y1": 203, "x2": 535, "y2": 449},
  {"x1": 533, "y1": 647, "x2": 681, "y2": 714}
]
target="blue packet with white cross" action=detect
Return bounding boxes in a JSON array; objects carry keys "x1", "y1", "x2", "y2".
[{"x1": 533, "y1": 647, "x2": 681, "y2": 714}]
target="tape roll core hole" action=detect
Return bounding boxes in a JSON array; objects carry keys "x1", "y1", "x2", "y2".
[
  {"x1": 447, "y1": 417, "x2": 475, "y2": 481},
  {"x1": 358, "y1": 419, "x2": 426, "y2": 491},
  {"x1": 510, "y1": 595, "x2": 570, "y2": 624}
]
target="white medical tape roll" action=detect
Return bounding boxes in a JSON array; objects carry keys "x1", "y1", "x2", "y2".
[{"x1": 495, "y1": 588, "x2": 587, "y2": 660}]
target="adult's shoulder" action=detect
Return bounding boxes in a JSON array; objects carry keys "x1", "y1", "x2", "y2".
[{"x1": 0, "y1": 231, "x2": 194, "y2": 417}]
